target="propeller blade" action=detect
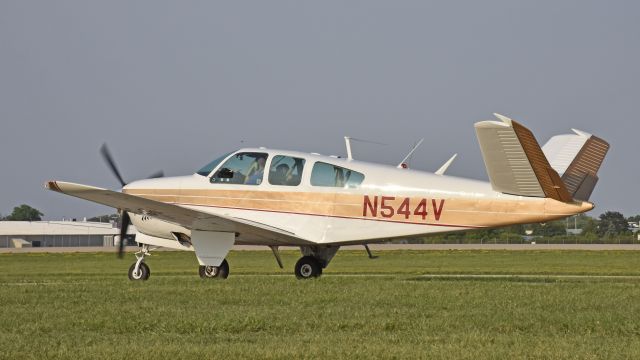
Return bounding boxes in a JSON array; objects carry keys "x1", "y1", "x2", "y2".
[
  {"x1": 100, "y1": 143, "x2": 127, "y2": 187},
  {"x1": 147, "y1": 170, "x2": 164, "y2": 179},
  {"x1": 118, "y1": 211, "x2": 131, "y2": 258}
]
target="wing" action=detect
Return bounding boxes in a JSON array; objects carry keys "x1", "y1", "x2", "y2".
[{"x1": 45, "y1": 181, "x2": 313, "y2": 246}]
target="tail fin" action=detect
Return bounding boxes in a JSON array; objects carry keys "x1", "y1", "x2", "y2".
[
  {"x1": 542, "y1": 129, "x2": 609, "y2": 201},
  {"x1": 475, "y1": 114, "x2": 573, "y2": 202}
]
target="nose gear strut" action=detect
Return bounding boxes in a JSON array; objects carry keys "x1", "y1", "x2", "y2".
[{"x1": 128, "y1": 244, "x2": 153, "y2": 281}]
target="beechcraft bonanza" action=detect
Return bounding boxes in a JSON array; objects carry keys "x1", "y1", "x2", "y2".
[{"x1": 46, "y1": 114, "x2": 609, "y2": 280}]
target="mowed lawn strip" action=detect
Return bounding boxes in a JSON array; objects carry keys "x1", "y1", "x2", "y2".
[
  {"x1": 1, "y1": 250, "x2": 640, "y2": 278},
  {"x1": 1, "y1": 250, "x2": 639, "y2": 359}
]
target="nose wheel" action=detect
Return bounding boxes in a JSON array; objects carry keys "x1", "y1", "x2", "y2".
[
  {"x1": 128, "y1": 262, "x2": 150, "y2": 280},
  {"x1": 199, "y1": 259, "x2": 230, "y2": 279},
  {"x1": 128, "y1": 244, "x2": 152, "y2": 281}
]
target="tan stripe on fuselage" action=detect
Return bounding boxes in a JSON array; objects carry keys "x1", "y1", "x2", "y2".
[{"x1": 124, "y1": 188, "x2": 590, "y2": 228}]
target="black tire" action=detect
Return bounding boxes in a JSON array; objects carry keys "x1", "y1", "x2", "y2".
[
  {"x1": 199, "y1": 259, "x2": 230, "y2": 280},
  {"x1": 294, "y1": 256, "x2": 322, "y2": 279},
  {"x1": 128, "y1": 262, "x2": 150, "y2": 281}
]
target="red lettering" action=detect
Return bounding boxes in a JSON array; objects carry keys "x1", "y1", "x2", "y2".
[
  {"x1": 398, "y1": 198, "x2": 410, "y2": 219},
  {"x1": 432, "y1": 199, "x2": 445, "y2": 221},
  {"x1": 363, "y1": 195, "x2": 378, "y2": 217},
  {"x1": 380, "y1": 196, "x2": 395, "y2": 218},
  {"x1": 413, "y1": 199, "x2": 428, "y2": 220},
  {"x1": 364, "y1": 196, "x2": 444, "y2": 222}
]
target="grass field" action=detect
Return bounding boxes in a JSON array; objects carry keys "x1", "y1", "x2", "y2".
[{"x1": 1, "y1": 250, "x2": 640, "y2": 359}]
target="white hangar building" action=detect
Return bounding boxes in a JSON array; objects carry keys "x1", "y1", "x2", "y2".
[{"x1": 0, "y1": 221, "x2": 135, "y2": 248}]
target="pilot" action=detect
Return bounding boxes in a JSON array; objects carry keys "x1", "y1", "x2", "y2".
[{"x1": 245, "y1": 156, "x2": 267, "y2": 185}]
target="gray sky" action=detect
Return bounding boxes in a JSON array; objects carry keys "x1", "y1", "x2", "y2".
[{"x1": 1, "y1": 1, "x2": 638, "y2": 220}]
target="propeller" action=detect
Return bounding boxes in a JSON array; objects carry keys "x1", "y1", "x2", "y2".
[
  {"x1": 118, "y1": 211, "x2": 130, "y2": 259},
  {"x1": 100, "y1": 144, "x2": 127, "y2": 187},
  {"x1": 99, "y1": 143, "x2": 163, "y2": 258}
]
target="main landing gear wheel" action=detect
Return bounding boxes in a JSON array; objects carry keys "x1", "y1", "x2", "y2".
[
  {"x1": 128, "y1": 262, "x2": 150, "y2": 281},
  {"x1": 199, "y1": 259, "x2": 230, "y2": 279},
  {"x1": 295, "y1": 256, "x2": 322, "y2": 279}
]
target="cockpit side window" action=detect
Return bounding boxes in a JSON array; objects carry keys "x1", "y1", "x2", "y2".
[
  {"x1": 210, "y1": 152, "x2": 269, "y2": 185},
  {"x1": 310, "y1": 162, "x2": 365, "y2": 188},
  {"x1": 268, "y1": 155, "x2": 305, "y2": 186},
  {"x1": 196, "y1": 152, "x2": 232, "y2": 177}
]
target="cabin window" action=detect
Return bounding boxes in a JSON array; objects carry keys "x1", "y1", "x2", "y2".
[
  {"x1": 210, "y1": 152, "x2": 269, "y2": 185},
  {"x1": 310, "y1": 162, "x2": 365, "y2": 188},
  {"x1": 196, "y1": 152, "x2": 232, "y2": 176},
  {"x1": 268, "y1": 155, "x2": 305, "y2": 186}
]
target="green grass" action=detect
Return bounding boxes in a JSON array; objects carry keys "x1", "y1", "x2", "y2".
[{"x1": 1, "y1": 250, "x2": 640, "y2": 359}]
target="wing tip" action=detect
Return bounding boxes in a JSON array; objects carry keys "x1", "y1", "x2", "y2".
[{"x1": 44, "y1": 181, "x2": 62, "y2": 192}]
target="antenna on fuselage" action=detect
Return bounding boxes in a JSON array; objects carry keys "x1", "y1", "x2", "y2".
[
  {"x1": 344, "y1": 136, "x2": 387, "y2": 160},
  {"x1": 397, "y1": 138, "x2": 425, "y2": 168},
  {"x1": 344, "y1": 137, "x2": 353, "y2": 160},
  {"x1": 434, "y1": 153, "x2": 458, "y2": 175}
]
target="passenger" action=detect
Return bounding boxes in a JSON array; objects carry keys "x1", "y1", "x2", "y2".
[
  {"x1": 245, "y1": 156, "x2": 267, "y2": 184},
  {"x1": 272, "y1": 163, "x2": 290, "y2": 185}
]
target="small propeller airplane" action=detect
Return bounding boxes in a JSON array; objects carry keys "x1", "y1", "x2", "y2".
[{"x1": 46, "y1": 114, "x2": 609, "y2": 280}]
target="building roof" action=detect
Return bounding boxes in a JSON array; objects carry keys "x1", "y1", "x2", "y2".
[{"x1": 0, "y1": 221, "x2": 135, "y2": 236}]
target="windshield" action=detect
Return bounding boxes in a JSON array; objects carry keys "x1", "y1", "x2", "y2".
[
  {"x1": 196, "y1": 152, "x2": 232, "y2": 177},
  {"x1": 210, "y1": 152, "x2": 269, "y2": 185}
]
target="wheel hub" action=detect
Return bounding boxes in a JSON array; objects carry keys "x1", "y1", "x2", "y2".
[
  {"x1": 300, "y1": 263, "x2": 313, "y2": 277},
  {"x1": 205, "y1": 266, "x2": 218, "y2": 277},
  {"x1": 132, "y1": 268, "x2": 142, "y2": 279}
]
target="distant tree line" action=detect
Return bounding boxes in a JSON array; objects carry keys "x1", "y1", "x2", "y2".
[
  {"x1": 0, "y1": 205, "x2": 121, "y2": 223},
  {"x1": 0, "y1": 204, "x2": 43, "y2": 221},
  {"x1": 417, "y1": 211, "x2": 640, "y2": 244}
]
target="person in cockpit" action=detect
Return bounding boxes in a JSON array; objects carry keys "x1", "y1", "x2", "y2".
[{"x1": 244, "y1": 156, "x2": 267, "y2": 185}]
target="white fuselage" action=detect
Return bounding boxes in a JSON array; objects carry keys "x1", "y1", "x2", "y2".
[{"x1": 124, "y1": 148, "x2": 592, "y2": 247}]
